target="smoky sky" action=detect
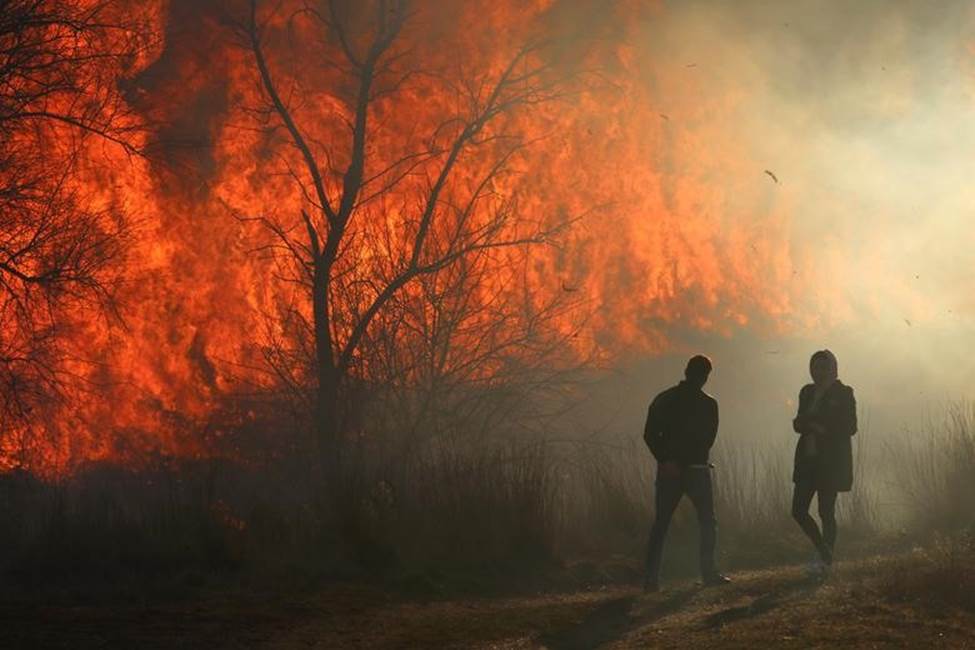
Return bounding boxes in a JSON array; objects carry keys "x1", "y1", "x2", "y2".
[
  {"x1": 576, "y1": 0, "x2": 975, "y2": 445},
  {"x1": 635, "y1": 0, "x2": 975, "y2": 298}
]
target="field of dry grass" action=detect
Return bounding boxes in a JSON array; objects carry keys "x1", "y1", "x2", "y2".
[
  {"x1": 0, "y1": 407, "x2": 972, "y2": 648},
  {"x1": 4, "y1": 541, "x2": 973, "y2": 649}
]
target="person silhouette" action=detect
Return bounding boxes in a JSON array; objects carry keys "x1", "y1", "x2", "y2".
[
  {"x1": 643, "y1": 355, "x2": 730, "y2": 592},
  {"x1": 791, "y1": 349, "x2": 857, "y2": 577}
]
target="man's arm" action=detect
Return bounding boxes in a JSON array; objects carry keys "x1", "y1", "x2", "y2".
[
  {"x1": 704, "y1": 397, "x2": 719, "y2": 450},
  {"x1": 643, "y1": 393, "x2": 670, "y2": 461}
]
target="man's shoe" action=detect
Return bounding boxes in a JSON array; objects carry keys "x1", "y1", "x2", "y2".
[
  {"x1": 805, "y1": 557, "x2": 823, "y2": 576},
  {"x1": 805, "y1": 555, "x2": 829, "y2": 580},
  {"x1": 816, "y1": 559, "x2": 831, "y2": 581},
  {"x1": 703, "y1": 573, "x2": 731, "y2": 587}
]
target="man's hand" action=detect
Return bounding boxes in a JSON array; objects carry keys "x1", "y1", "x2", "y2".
[{"x1": 658, "y1": 461, "x2": 681, "y2": 479}]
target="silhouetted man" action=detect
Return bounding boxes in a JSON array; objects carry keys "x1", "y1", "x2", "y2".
[{"x1": 643, "y1": 355, "x2": 729, "y2": 592}]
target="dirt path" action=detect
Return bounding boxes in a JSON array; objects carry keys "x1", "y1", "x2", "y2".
[
  {"x1": 3, "y1": 555, "x2": 973, "y2": 648},
  {"x1": 267, "y1": 558, "x2": 975, "y2": 649}
]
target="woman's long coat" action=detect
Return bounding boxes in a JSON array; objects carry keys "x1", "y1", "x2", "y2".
[{"x1": 792, "y1": 380, "x2": 858, "y2": 492}]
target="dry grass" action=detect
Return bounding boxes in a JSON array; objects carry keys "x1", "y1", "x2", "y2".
[
  {"x1": 0, "y1": 405, "x2": 972, "y2": 647},
  {"x1": 0, "y1": 401, "x2": 971, "y2": 606},
  {"x1": 887, "y1": 403, "x2": 975, "y2": 535},
  {"x1": 3, "y1": 545, "x2": 972, "y2": 648}
]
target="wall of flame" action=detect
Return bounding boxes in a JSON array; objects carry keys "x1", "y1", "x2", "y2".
[{"x1": 12, "y1": 0, "x2": 975, "y2": 472}]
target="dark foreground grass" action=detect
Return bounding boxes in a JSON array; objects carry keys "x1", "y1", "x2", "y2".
[
  {"x1": 0, "y1": 403, "x2": 971, "y2": 617},
  {"x1": 0, "y1": 438, "x2": 879, "y2": 603},
  {"x1": 1, "y1": 539, "x2": 972, "y2": 649},
  {"x1": 0, "y1": 408, "x2": 972, "y2": 647}
]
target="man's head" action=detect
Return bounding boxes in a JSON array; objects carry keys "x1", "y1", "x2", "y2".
[
  {"x1": 809, "y1": 349, "x2": 838, "y2": 385},
  {"x1": 684, "y1": 354, "x2": 713, "y2": 389}
]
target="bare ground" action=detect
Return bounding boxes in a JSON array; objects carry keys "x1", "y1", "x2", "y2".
[{"x1": 2, "y1": 552, "x2": 973, "y2": 649}]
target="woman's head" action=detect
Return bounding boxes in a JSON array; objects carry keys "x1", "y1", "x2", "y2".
[{"x1": 809, "y1": 349, "x2": 838, "y2": 385}]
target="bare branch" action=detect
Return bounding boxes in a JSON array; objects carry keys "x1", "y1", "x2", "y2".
[{"x1": 248, "y1": 0, "x2": 338, "y2": 226}]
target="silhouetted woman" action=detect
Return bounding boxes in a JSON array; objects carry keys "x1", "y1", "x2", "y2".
[{"x1": 791, "y1": 349, "x2": 857, "y2": 574}]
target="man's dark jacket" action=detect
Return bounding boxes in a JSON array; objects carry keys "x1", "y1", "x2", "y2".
[
  {"x1": 644, "y1": 381, "x2": 719, "y2": 466},
  {"x1": 792, "y1": 380, "x2": 857, "y2": 492}
]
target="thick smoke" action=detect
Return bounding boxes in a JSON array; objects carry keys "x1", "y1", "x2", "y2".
[{"x1": 584, "y1": 0, "x2": 975, "y2": 453}]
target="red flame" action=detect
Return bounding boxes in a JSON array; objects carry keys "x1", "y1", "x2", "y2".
[{"x1": 3, "y1": 0, "x2": 814, "y2": 474}]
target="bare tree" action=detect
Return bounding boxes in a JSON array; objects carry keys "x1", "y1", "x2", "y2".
[
  {"x1": 0, "y1": 0, "x2": 151, "y2": 459},
  {"x1": 355, "y1": 240, "x2": 587, "y2": 455},
  {"x1": 237, "y1": 0, "x2": 581, "y2": 467}
]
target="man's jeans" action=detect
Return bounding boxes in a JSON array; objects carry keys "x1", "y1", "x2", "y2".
[{"x1": 646, "y1": 466, "x2": 718, "y2": 582}]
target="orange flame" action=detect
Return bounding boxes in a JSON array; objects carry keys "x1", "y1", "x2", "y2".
[{"x1": 5, "y1": 0, "x2": 815, "y2": 474}]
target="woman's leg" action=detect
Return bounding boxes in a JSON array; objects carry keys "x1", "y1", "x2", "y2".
[
  {"x1": 791, "y1": 481, "x2": 830, "y2": 562},
  {"x1": 817, "y1": 489, "x2": 838, "y2": 561}
]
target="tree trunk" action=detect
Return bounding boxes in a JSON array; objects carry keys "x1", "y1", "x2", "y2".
[
  {"x1": 312, "y1": 264, "x2": 341, "y2": 474},
  {"x1": 316, "y1": 362, "x2": 340, "y2": 472}
]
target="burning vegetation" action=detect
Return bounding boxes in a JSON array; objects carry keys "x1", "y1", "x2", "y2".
[{"x1": 0, "y1": 0, "x2": 807, "y2": 474}]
